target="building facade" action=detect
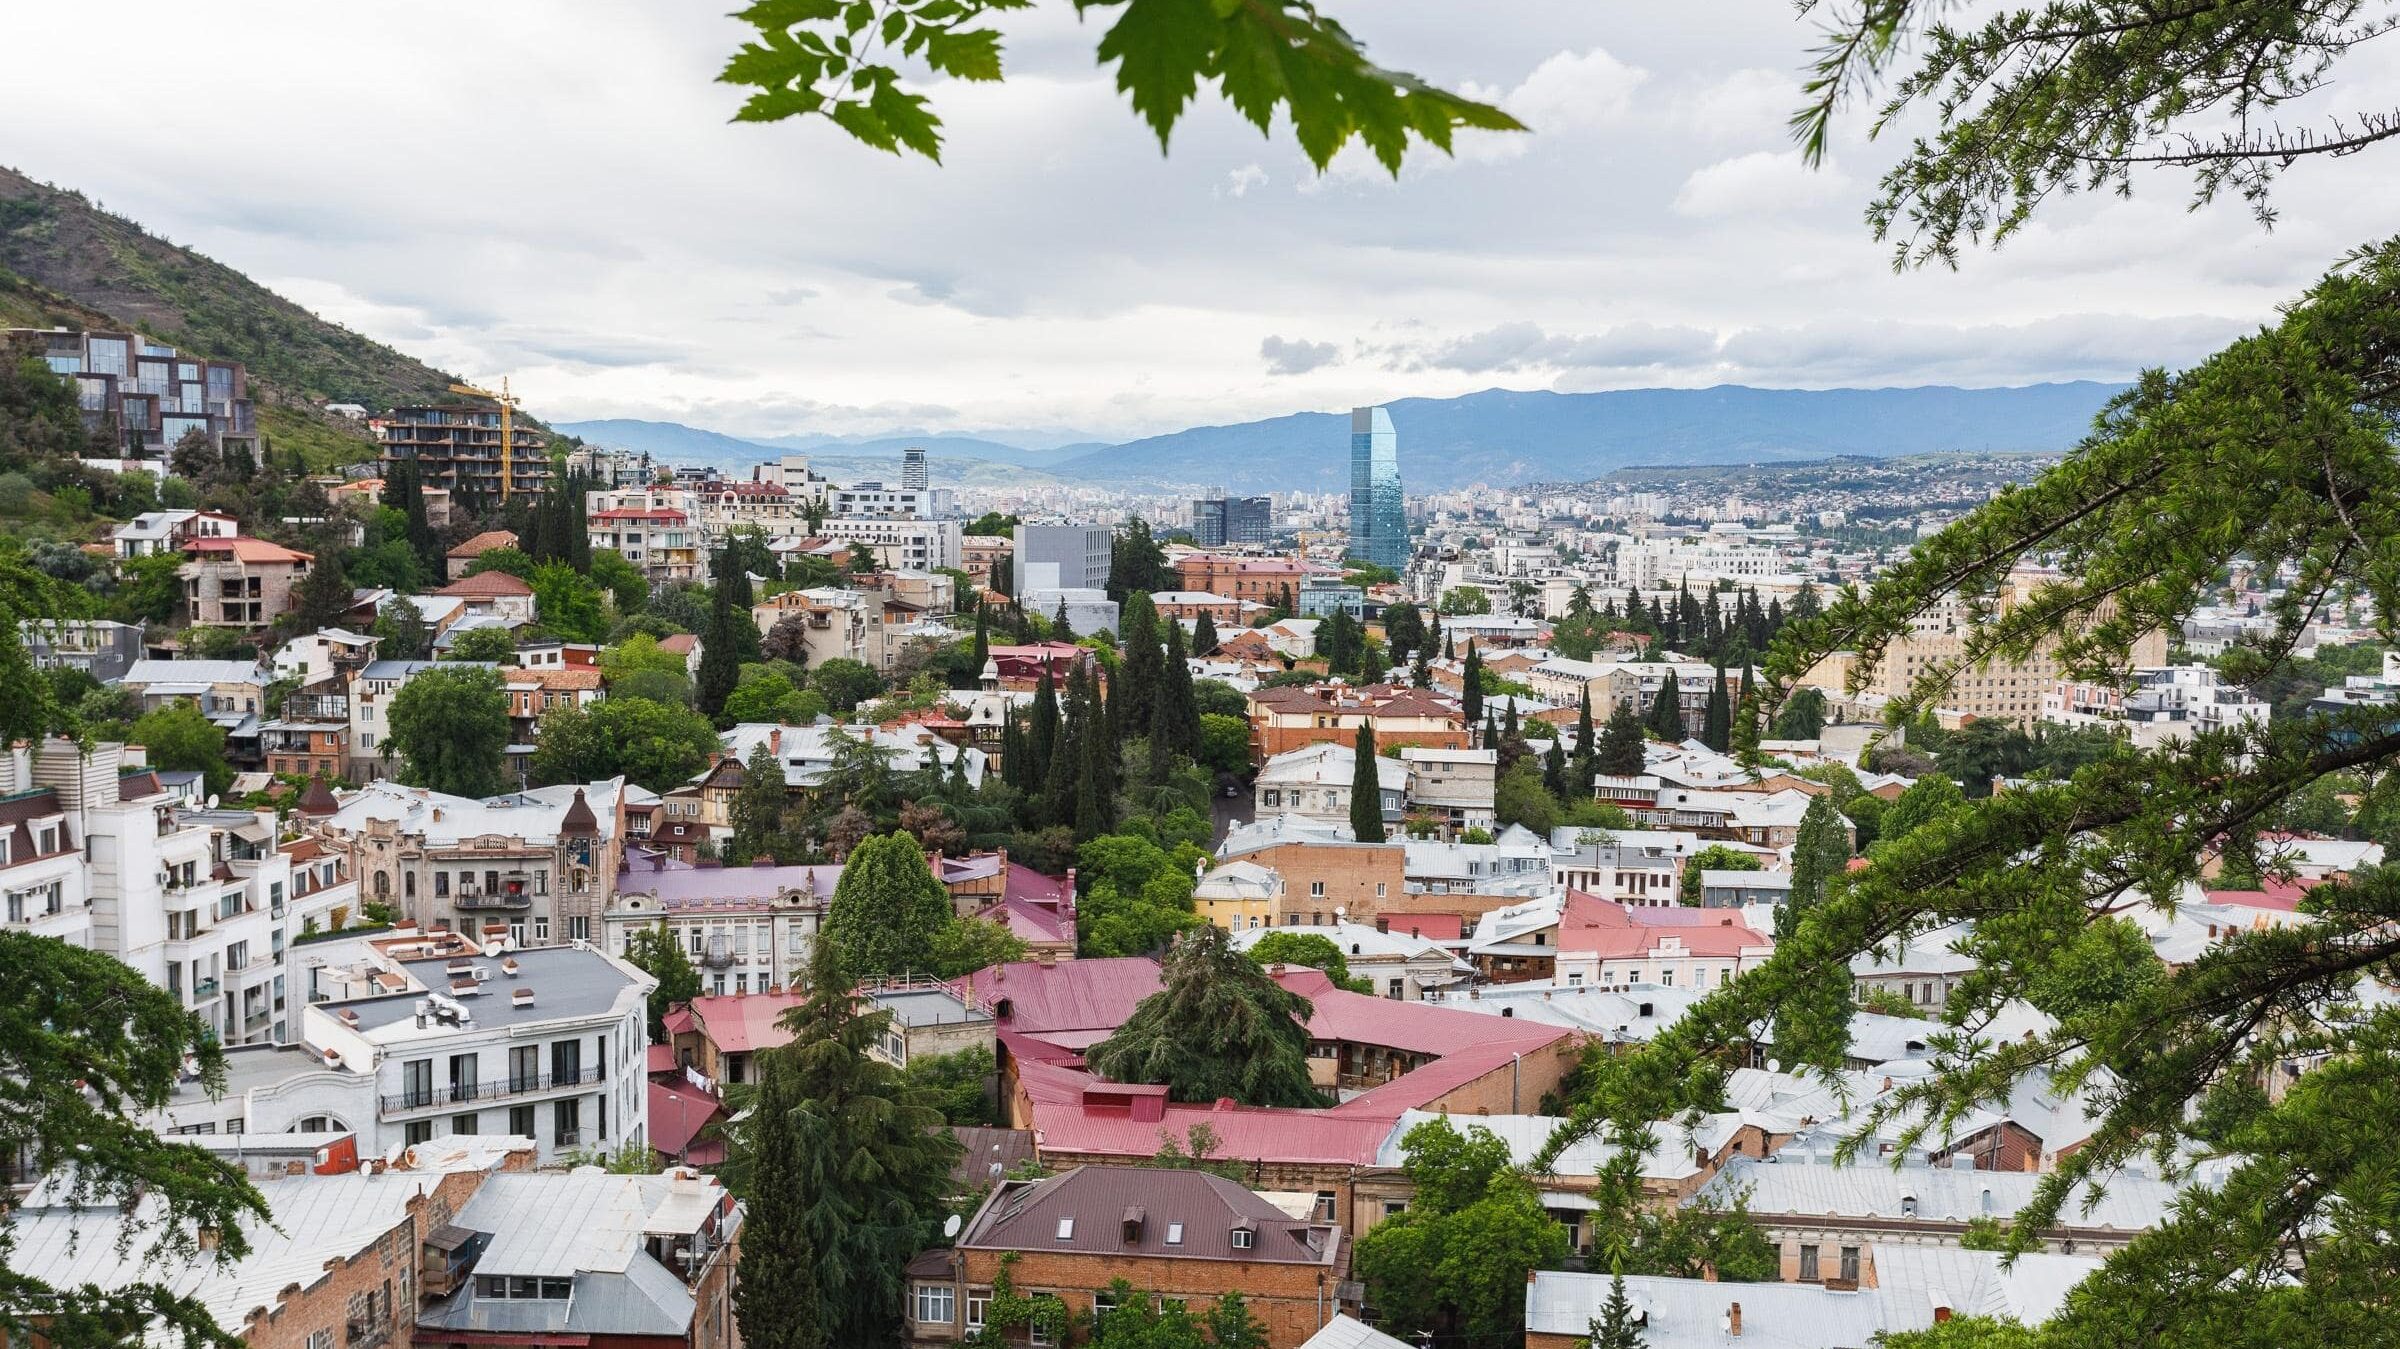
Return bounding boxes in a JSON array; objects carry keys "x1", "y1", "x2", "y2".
[
  {"x1": 1347, "y1": 406, "x2": 1406, "y2": 571},
  {"x1": 10, "y1": 327, "x2": 255, "y2": 460},
  {"x1": 376, "y1": 404, "x2": 552, "y2": 501}
]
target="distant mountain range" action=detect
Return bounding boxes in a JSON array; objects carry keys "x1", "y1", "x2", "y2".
[{"x1": 563, "y1": 382, "x2": 2124, "y2": 493}]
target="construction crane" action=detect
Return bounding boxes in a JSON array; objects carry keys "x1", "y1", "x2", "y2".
[{"x1": 447, "y1": 377, "x2": 522, "y2": 503}]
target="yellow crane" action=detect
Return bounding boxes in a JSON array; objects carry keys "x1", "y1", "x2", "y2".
[{"x1": 447, "y1": 377, "x2": 523, "y2": 503}]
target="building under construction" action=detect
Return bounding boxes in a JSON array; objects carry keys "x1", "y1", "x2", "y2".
[{"x1": 374, "y1": 400, "x2": 549, "y2": 502}]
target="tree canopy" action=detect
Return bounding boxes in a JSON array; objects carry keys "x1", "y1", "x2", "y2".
[
  {"x1": 386, "y1": 664, "x2": 511, "y2": 798},
  {"x1": 1086, "y1": 924, "x2": 1325, "y2": 1107}
]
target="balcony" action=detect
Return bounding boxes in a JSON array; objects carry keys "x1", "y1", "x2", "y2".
[
  {"x1": 346, "y1": 1318, "x2": 392, "y2": 1349},
  {"x1": 380, "y1": 1065, "x2": 603, "y2": 1115},
  {"x1": 191, "y1": 977, "x2": 220, "y2": 999},
  {"x1": 451, "y1": 884, "x2": 531, "y2": 912}
]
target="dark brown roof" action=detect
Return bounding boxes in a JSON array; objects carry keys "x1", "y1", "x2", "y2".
[
  {"x1": 961, "y1": 1166, "x2": 1339, "y2": 1266},
  {"x1": 296, "y1": 777, "x2": 340, "y2": 816},
  {"x1": 560, "y1": 787, "x2": 599, "y2": 835},
  {"x1": 435, "y1": 570, "x2": 535, "y2": 598},
  {"x1": 950, "y1": 1127, "x2": 1037, "y2": 1189}
]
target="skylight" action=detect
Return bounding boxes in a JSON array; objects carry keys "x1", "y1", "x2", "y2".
[{"x1": 1055, "y1": 1217, "x2": 1075, "y2": 1240}]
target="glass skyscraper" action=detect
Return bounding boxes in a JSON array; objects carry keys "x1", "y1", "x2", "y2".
[{"x1": 1348, "y1": 405, "x2": 1406, "y2": 570}]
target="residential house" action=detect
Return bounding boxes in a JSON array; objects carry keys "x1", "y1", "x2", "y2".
[
  {"x1": 110, "y1": 508, "x2": 239, "y2": 558},
  {"x1": 608, "y1": 850, "x2": 841, "y2": 995},
  {"x1": 1254, "y1": 743, "x2": 1405, "y2": 832},
  {"x1": 435, "y1": 570, "x2": 539, "y2": 625},
  {"x1": 21, "y1": 617, "x2": 145, "y2": 684},
  {"x1": 445, "y1": 529, "x2": 521, "y2": 580},
  {"x1": 179, "y1": 536, "x2": 314, "y2": 629},
  {"x1": 903, "y1": 1166, "x2": 1351, "y2": 1349},
  {"x1": 1231, "y1": 920, "x2": 1465, "y2": 1000},
  {"x1": 1395, "y1": 746, "x2": 1496, "y2": 837},
  {"x1": 1245, "y1": 683, "x2": 1469, "y2": 761}
]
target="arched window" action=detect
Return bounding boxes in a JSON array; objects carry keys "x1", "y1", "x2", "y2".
[{"x1": 373, "y1": 871, "x2": 390, "y2": 899}]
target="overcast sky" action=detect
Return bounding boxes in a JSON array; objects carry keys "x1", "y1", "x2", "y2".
[{"x1": 9, "y1": 1, "x2": 2400, "y2": 445}]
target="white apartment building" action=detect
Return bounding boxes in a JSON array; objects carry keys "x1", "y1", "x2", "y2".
[
  {"x1": 1615, "y1": 535, "x2": 1787, "y2": 589},
  {"x1": 819, "y1": 516, "x2": 963, "y2": 572},
  {"x1": 151, "y1": 928, "x2": 653, "y2": 1164},
  {"x1": 2044, "y1": 664, "x2": 2271, "y2": 748},
  {"x1": 827, "y1": 482, "x2": 957, "y2": 519}
]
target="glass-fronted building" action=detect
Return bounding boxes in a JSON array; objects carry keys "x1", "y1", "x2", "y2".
[{"x1": 1348, "y1": 405, "x2": 1406, "y2": 570}]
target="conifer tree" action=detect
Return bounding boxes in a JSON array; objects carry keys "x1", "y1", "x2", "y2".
[
  {"x1": 1026, "y1": 667, "x2": 1060, "y2": 793},
  {"x1": 1192, "y1": 610, "x2": 1221, "y2": 658},
  {"x1": 1116, "y1": 592, "x2": 1162, "y2": 739},
  {"x1": 1646, "y1": 670, "x2": 1685, "y2": 743},
  {"x1": 1701, "y1": 664, "x2": 1730, "y2": 752},
  {"x1": 1040, "y1": 664, "x2": 1081, "y2": 829},
  {"x1": 1544, "y1": 734, "x2": 1570, "y2": 800},
  {"x1": 969, "y1": 605, "x2": 988, "y2": 684},
  {"x1": 726, "y1": 740, "x2": 787, "y2": 864},
  {"x1": 1153, "y1": 617, "x2": 1199, "y2": 762},
  {"x1": 1086, "y1": 925, "x2": 1324, "y2": 1107},
  {"x1": 1585, "y1": 1270, "x2": 1647, "y2": 1349},
  {"x1": 697, "y1": 574, "x2": 741, "y2": 724},
  {"x1": 1349, "y1": 719, "x2": 1387, "y2": 843},
  {"x1": 1598, "y1": 701, "x2": 1646, "y2": 778},
  {"x1": 1460, "y1": 641, "x2": 1483, "y2": 724},
  {"x1": 732, "y1": 939, "x2": 960, "y2": 1349},
  {"x1": 1780, "y1": 795, "x2": 1849, "y2": 940}
]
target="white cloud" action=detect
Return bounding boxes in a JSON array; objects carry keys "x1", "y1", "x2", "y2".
[
  {"x1": 1260, "y1": 335, "x2": 1343, "y2": 375},
  {"x1": 1220, "y1": 164, "x2": 1268, "y2": 198},
  {"x1": 1673, "y1": 151, "x2": 1852, "y2": 217}
]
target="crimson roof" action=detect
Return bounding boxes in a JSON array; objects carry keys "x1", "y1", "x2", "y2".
[
  {"x1": 1550, "y1": 890, "x2": 1768, "y2": 958},
  {"x1": 966, "y1": 957, "x2": 1163, "y2": 1034}
]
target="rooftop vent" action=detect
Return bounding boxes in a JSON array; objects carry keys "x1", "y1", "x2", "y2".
[{"x1": 512, "y1": 987, "x2": 535, "y2": 1007}]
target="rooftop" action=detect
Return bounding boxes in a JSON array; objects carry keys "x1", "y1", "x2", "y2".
[{"x1": 961, "y1": 1165, "x2": 1340, "y2": 1265}]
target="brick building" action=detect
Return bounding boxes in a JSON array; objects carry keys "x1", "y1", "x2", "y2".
[
  {"x1": 1245, "y1": 684, "x2": 1469, "y2": 762},
  {"x1": 1176, "y1": 553, "x2": 1306, "y2": 603},
  {"x1": 904, "y1": 1166, "x2": 1352, "y2": 1349},
  {"x1": 179, "y1": 536, "x2": 314, "y2": 629}
]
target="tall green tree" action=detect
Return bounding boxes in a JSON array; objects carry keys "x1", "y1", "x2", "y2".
[
  {"x1": 1596, "y1": 699, "x2": 1645, "y2": 778},
  {"x1": 1779, "y1": 794, "x2": 1850, "y2": 940},
  {"x1": 697, "y1": 563, "x2": 742, "y2": 724},
  {"x1": 1348, "y1": 720, "x2": 1387, "y2": 843},
  {"x1": 1115, "y1": 591, "x2": 1162, "y2": 739},
  {"x1": 386, "y1": 664, "x2": 510, "y2": 797},
  {"x1": 732, "y1": 940, "x2": 960, "y2": 1349},
  {"x1": 1460, "y1": 640, "x2": 1483, "y2": 725},
  {"x1": 727, "y1": 739, "x2": 789, "y2": 864},
  {"x1": 372, "y1": 595, "x2": 433, "y2": 661},
  {"x1": 1700, "y1": 664, "x2": 1730, "y2": 752},
  {"x1": 820, "y1": 831, "x2": 956, "y2": 975},
  {"x1": 1645, "y1": 671, "x2": 1685, "y2": 743},
  {"x1": 1584, "y1": 1271, "x2": 1647, "y2": 1349},
  {"x1": 1770, "y1": 686, "x2": 1828, "y2": 741},
  {"x1": 129, "y1": 701, "x2": 232, "y2": 797},
  {"x1": 0, "y1": 933, "x2": 271, "y2": 1346},
  {"x1": 1352, "y1": 1116, "x2": 1569, "y2": 1344},
  {"x1": 1152, "y1": 616, "x2": 1200, "y2": 764},
  {"x1": 622, "y1": 921, "x2": 704, "y2": 1043},
  {"x1": 1087, "y1": 925, "x2": 1324, "y2": 1107}
]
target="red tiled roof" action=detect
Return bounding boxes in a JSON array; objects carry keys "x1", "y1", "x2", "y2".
[
  {"x1": 646, "y1": 1044, "x2": 677, "y2": 1074},
  {"x1": 437, "y1": 571, "x2": 535, "y2": 598},
  {"x1": 686, "y1": 991, "x2": 805, "y2": 1054},
  {"x1": 965, "y1": 957, "x2": 1162, "y2": 1034},
  {"x1": 656, "y1": 634, "x2": 697, "y2": 654},
  {"x1": 1551, "y1": 890, "x2": 1768, "y2": 959},
  {"x1": 961, "y1": 1165, "x2": 1336, "y2": 1264},
  {"x1": 2202, "y1": 878, "x2": 2317, "y2": 911},
  {"x1": 183, "y1": 536, "x2": 313, "y2": 565},
  {"x1": 650, "y1": 1078, "x2": 727, "y2": 1163},
  {"x1": 445, "y1": 530, "x2": 518, "y2": 559}
]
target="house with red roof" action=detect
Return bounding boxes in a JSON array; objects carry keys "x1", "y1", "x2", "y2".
[
  {"x1": 176, "y1": 535, "x2": 313, "y2": 629},
  {"x1": 434, "y1": 569, "x2": 538, "y2": 623},
  {"x1": 1244, "y1": 682, "x2": 1470, "y2": 761},
  {"x1": 1467, "y1": 890, "x2": 1775, "y2": 991}
]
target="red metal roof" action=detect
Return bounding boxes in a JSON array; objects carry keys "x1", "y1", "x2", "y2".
[
  {"x1": 1551, "y1": 890, "x2": 1768, "y2": 959},
  {"x1": 966, "y1": 957, "x2": 1163, "y2": 1034}
]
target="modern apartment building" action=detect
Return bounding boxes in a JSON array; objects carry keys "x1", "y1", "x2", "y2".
[
  {"x1": 585, "y1": 490, "x2": 704, "y2": 584},
  {"x1": 1347, "y1": 405, "x2": 1406, "y2": 570},
  {"x1": 820, "y1": 516, "x2": 963, "y2": 572},
  {"x1": 9, "y1": 327, "x2": 255, "y2": 459},
  {"x1": 1016, "y1": 523, "x2": 1113, "y2": 592},
  {"x1": 375, "y1": 404, "x2": 551, "y2": 501},
  {"x1": 829, "y1": 482, "x2": 955, "y2": 520},
  {"x1": 901, "y1": 444, "x2": 929, "y2": 490},
  {"x1": 1192, "y1": 493, "x2": 1273, "y2": 547}
]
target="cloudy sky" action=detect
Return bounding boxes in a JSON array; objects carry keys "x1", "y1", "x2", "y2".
[{"x1": 9, "y1": 0, "x2": 2400, "y2": 445}]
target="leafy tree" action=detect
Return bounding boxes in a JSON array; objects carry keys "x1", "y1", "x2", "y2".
[
  {"x1": 601, "y1": 632, "x2": 693, "y2": 684},
  {"x1": 283, "y1": 551, "x2": 350, "y2": 636},
  {"x1": 589, "y1": 548, "x2": 649, "y2": 614},
  {"x1": 1495, "y1": 762, "x2": 1560, "y2": 836},
  {"x1": 925, "y1": 916, "x2": 1028, "y2": 980},
  {"x1": 1770, "y1": 686, "x2": 1828, "y2": 740},
  {"x1": 1779, "y1": 794, "x2": 1849, "y2": 940},
  {"x1": 809, "y1": 657, "x2": 884, "y2": 714},
  {"x1": 1352, "y1": 1116, "x2": 1568, "y2": 1343},
  {"x1": 1106, "y1": 518, "x2": 1172, "y2": 600},
  {"x1": 821, "y1": 831, "x2": 956, "y2": 975},
  {"x1": 1347, "y1": 721, "x2": 1386, "y2": 843},
  {"x1": 1596, "y1": 699, "x2": 1646, "y2": 778},
  {"x1": 724, "y1": 670, "x2": 827, "y2": 726},
  {"x1": 1439, "y1": 586, "x2": 1491, "y2": 615},
  {"x1": 731, "y1": 940, "x2": 960, "y2": 1349},
  {"x1": 1244, "y1": 931, "x2": 1371, "y2": 994},
  {"x1": 1678, "y1": 845, "x2": 1761, "y2": 904},
  {"x1": 111, "y1": 551, "x2": 186, "y2": 627},
  {"x1": 529, "y1": 562, "x2": 607, "y2": 643},
  {"x1": 387, "y1": 664, "x2": 510, "y2": 797},
  {"x1": 1197, "y1": 712, "x2": 1251, "y2": 777},
  {"x1": 1201, "y1": 1294, "x2": 1271, "y2": 1349},
  {"x1": 128, "y1": 700, "x2": 232, "y2": 798},
  {"x1": 727, "y1": 740, "x2": 789, "y2": 864},
  {"x1": 761, "y1": 613, "x2": 813, "y2": 666},
  {"x1": 1087, "y1": 924, "x2": 1324, "y2": 1107},
  {"x1": 899, "y1": 1043, "x2": 998, "y2": 1127},
  {"x1": 622, "y1": 920, "x2": 704, "y2": 1043},
  {"x1": 1877, "y1": 772, "x2": 1967, "y2": 853},
  {"x1": 0, "y1": 931, "x2": 272, "y2": 1346},
  {"x1": 445, "y1": 626, "x2": 516, "y2": 664},
  {"x1": 464, "y1": 546, "x2": 536, "y2": 580},
  {"x1": 372, "y1": 594, "x2": 433, "y2": 661}
]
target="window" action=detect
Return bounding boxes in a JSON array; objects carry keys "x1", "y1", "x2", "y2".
[
  {"x1": 1386, "y1": 978, "x2": 1405, "y2": 1000},
  {"x1": 534, "y1": 916, "x2": 550, "y2": 942},
  {"x1": 509, "y1": 1105, "x2": 535, "y2": 1137},
  {"x1": 1799, "y1": 1244, "x2": 1820, "y2": 1281},
  {"x1": 913, "y1": 1284, "x2": 954, "y2": 1324},
  {"x1": 453, "y1": 1113, "x2": 477, "y2": 1135},
  {"x1": 553, "y1": 1098, "x2": 581, "y2": 1147},
  {"x1": 1055, "y1": 1217, "x2": 1075, "y2": 1241},
  {"x1": 1230, "y1": 1227, "x2": 1255, "y2": 1250},
  {"x1": 1839, "y1": 1246, "x2": 1860, "y2": 1282},
  {"x1": 309, "y1": 1330, "x2": 334, "y2": 1349},
  {"x1": 401, "y1": 1059, "x2": 434, "y2": 1108},
  {"x1": 509, "y1": 1046, "x2": 539, "y2": 1091},
  {"x1": 404, "y1": 1120, "x2": 433, "y2": 1145},
  {"x1": 965, "y1": 1288, "x2": 991, "y2": 1330},
  {"x1": 1164, "y1": 1222, "x2": 1183, "y2": 1245},
  {"x1": 449, "y1": 1053, "x2": 478, "y2": 1101},
  {"x1": 1093, "y1": 1289, "x2": 1119, "y2": 1317},
  {"x1": 1309, "y1": 881, "x2": 1326, "y2": 897}
]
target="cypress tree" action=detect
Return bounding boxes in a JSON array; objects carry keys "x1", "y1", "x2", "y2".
[
  {"x1": 1544, "y1": 734, "x2": 1570, "y2": 799},
  {"x1": 1647, "y1": 670, "x2": 1686, "y2": 743},
  {"x1": 1076, "y1": 678, "x2": 1116, "y2": 839},
  {"x1": 697, "y1": 569, "x2": 741, "y2": 725},
  {"x1": 1116, "y1": 591, "x2": 1163, "y2": 739},
  {"x1": 1460, "y1": 641, "x2": 1483, "y2": 725},
  {"x1": 1702, "y1": 664, "x2": 1730, "y2": 752},
  {"x1": 969, "y1": 605, "x2": 989, "y2": 685},
  {"x1": 1041, "y1": 664, "x2": 1082, "y2": 828},
  {"x1": 1575, "y1": 683, "x2": 1595, "y2": 762},
  {"x1": 1781, "y1": 794, "x2": 1850, "y2": 939},
  {"x1": 1153, "y1": 617, "x2": 1198, "y2": 762},
  {"x1": 1027, "y1": 667, "x2": 1060, "y2": 789},
  {"x1": 1191, "y1": 608, "x2": 1219, "y2": 656},
  {"x1": 1349, "y1": 719, "x2": 1387, "y2": 843}
]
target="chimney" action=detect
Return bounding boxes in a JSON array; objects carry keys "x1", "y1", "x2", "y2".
[
  {"x1": 1726, "y1": 1302, "x2": 1741, "y2": 1337},
  {"x1": 197, "y1": 1227, "x2": 221, "y2": 1252},
  {"x1": 769, "y1": 727, "x2": 782, "y2": 754},
  {"x1": 1934, "y1": 1307, "x2": 1952, "y2": 1324}
]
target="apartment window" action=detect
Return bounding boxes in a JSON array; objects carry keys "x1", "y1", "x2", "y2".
[
  {"x1": 401, "y1": 1059, "x2": 434, "y2": 1109},
  {"x1": 509, "y1": 1105, "x2": 535, "y2": 1137},
  {"x1": 553, "y1": 1098, "x2": 581, "y2": 1147},
  {"x1": 308, "y1": 1330, "x2": 334, "y2": 1349},
  {"x1": 453, "y1": 1113, "x2": 478, "y2": 1135},
  {"x1": 1231, "y1": 1228, "x2": 1255, "y2": 1250},
  {"x1": 569, "y1": 916, "x2": 590, "y2": 941},
  {"x1": 1055, "y1": 1217, "x2": 1075, "y2": 1241},
  {"x1": 965, "y1": 1289, "x2": 991, "y2": 1331},
  {"x1": 1839, "y1": 1246, "x2": 1860, "y2": 1283},
  {"x1": 434, "y1": 872, "x2": 448, "y2": 897},
  {"x1": 534, "y1": 916, "x2": 550, "y2": 942},
  {"x1": 404, "y1": 1120, "x2": 433, "y2": 1145},
  {"x1": 1164, "y1": 1223, "x2": 1183, "y2": 1246},
  {"x1": 1799, "y1": 1244, "x2": 1820, "y2": 1281},
  {"x1": 1310, "y1": 881, "x2": 1326, "y2": 898},
  {"x1": 1386, "y1": 978, "x2": 1405, "y2": 1000},
  {"x1": 550, "y1": 1039, "x2": 582, "y2": 1084},
  {"x1": 509, "y1": 1045, "x2": 539, "y2": 1092},
  {"x1": 1092, "y1": 1288, "x2": 1119, "y2": 1318},
  {"x1": 912, "y1": 1285, "x2": 954, "y2": 1324}
]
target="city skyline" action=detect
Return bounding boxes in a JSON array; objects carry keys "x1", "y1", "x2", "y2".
[{"x1": 11, "y1": 2, "x2": 2397, "y2": 444}]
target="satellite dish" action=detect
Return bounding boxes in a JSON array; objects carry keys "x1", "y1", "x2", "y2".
[
  {"x1": 1766, "y1": 1058, "x2": 1782, "y2": 1073},
  {"x1": 206, "y1": 794, "x2": 220, "y2": 809},
  {"x1": 943, "y1": 1213, "x2": 963, "y2": 1239}
]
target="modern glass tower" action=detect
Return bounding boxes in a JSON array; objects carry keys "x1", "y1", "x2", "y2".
[{"x1": 1348, "y1": 405, "x2": 1406, "y2": 569}]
